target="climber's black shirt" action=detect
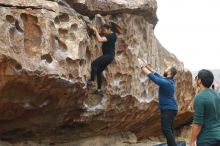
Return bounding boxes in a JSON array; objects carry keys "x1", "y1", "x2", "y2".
[{"x1": 102, "y1": 33, "x2": 117, "y2": 56}]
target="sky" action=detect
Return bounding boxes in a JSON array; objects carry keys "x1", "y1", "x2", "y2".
[{"x1": 155, "y1": 0, "x2": 220, "y2": 71}]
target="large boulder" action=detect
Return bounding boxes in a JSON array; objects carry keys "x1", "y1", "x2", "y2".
[{"x1": 0, "y1": 0, "x2": 194, "y2": 144}]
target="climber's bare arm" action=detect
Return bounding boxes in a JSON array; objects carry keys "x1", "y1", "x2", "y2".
[
  {"x1": 94, "y1": 29, "x2": 107, "y2": 42},
  {"x1": 89, "y1": 26, "x2": 107, "y2": 42}
]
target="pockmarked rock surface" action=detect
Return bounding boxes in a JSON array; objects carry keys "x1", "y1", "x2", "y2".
[
  {"x1": 63, "y1": 0, "x2": 158, "y2": 26},
  {"x1": 0, "y1": 0, "x2": 194, "y2": 145}
]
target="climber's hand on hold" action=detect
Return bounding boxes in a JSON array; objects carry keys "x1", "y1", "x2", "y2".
[
  {"x1": 138, "y1": 58, "x2": 151, "y2": 75},
  {"x1": 96, "y1": 14, "x2": 106, "y2": 25},
  {"x1": 88, "y1": 25, "x2": 106, "y2": 42},
  {"x1": 142, "y1": 59, "x2": 148, "y2": 65},
  {"x1": 88, "y1": 24, "x2": 97, "y2": 32},
  {"x1": 96, "y1": 14, "x2": 102, "y2": 18},
  {"x1": 146, "y1": 64, "x2": 155, "y2": 72},
  {"x1": 138, "y1": 58, "x2": 146, "y2": 69}
]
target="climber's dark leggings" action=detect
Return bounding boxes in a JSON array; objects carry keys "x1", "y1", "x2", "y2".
[{"x1": 90, "y1": 54, "x2": 114, "y2": 89}]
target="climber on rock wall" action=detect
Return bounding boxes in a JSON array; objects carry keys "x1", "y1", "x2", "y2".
[
  {"x1": 139, "y1": 58, "x2": 178, "y2": 146},
  {"x1": 87, "y1": 14, "x2": 122, "y2": 95}
]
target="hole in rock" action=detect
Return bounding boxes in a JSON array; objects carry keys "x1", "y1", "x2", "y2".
[
  {"x1": 79, "y1": 59, "x2": 84, "y2": 66},
  {"x1": 10, "y1": 59, "x2": 22, "y2": 71},
  {"x1": 58, "y1": 13, "x2": 69, "y2": 22},
  {"x1": 15, "y1": 64, "x2": 22, "y2": 70},
  {"x1": 66, "y1": 57, "x2": 74, "y2": 63},
  {"x1": 58, "y1": 28, "x2": 68, "y2": 35},
  {"x1": 54, "y1": 13, "x2": 69, "y2": 24},
  {"x1": 41, "y1": 54, "x2": 53, "y2": 63},
  {"x1": 69, "y1": 74, "x2": 73, "y2": 79},
  {"x1": 6, "y1": 15, "x2": 15, "y2": 23},
  {"x1": 54, "y1": 16, "x2": 60, "y2": 24},
  {"x1": 70, "y1": 23, "x2": 78, "y2": 31}
]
